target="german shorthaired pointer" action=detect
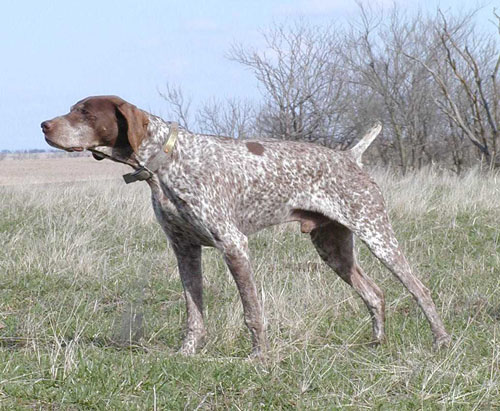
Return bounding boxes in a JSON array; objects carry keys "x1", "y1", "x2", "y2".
[{"x1": 41, "y1": 96, "x2": 451, "y2": 357}]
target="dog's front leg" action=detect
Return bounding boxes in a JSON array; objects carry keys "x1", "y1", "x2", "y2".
[{"x1": 172, "y1": 242, "x2": 206, "y2": 355}]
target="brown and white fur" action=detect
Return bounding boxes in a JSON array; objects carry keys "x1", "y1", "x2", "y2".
[{"x1": 41, "y1": 95, "x2": 451, "y2": 357}]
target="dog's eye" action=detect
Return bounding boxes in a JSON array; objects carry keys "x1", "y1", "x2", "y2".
[
  {"x1": 71, "y1": 106, "x2": 86, "y2": 115},
  {"x1": 74, "y1": 107, "x2": 90, "y2": 116}
]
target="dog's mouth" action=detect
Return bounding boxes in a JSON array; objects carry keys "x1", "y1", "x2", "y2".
[{"x1": 45, "y1": 137, "x2": 84, "y2": 152}]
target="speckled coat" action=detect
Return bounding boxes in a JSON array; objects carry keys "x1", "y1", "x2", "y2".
[{"x1": 41, "y1": 96, "x2": 451, "y2": 356}]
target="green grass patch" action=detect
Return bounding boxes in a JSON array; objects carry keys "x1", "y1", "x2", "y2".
[{"x1": 1, "y1": 168, "x2": 499, "y2": 408}]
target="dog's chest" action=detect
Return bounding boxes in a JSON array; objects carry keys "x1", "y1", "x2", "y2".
[{"x1": 151, "y1": 183, "x2": 218, "y2": 246}]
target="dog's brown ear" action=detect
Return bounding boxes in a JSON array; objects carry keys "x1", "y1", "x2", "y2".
[{"x1": 115, "y1": 102, "x2": 149, "y2": 153}]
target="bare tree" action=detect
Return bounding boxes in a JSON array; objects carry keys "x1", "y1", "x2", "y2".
[
  {"x1": 158, "y1": 83, "x2": 193, "y2": 130},
  {"x1": 406, "y1": 9, "x2": 500, "y2": 168},
  {"x1": 159, "y1": 83, "x2": 257, "y2": 138},
  {"x1": 343, "y1": 4, "x2": 449, "y2": 173},
  {"x1": 197, "y1": 97, "x2": 257, "y2": 138},
  {"x1": 158, "y1": 5, "x2": 498, "y2": 172},
  {"x1": 229, "y1": 21, "x2": 355, "y2": 147}
]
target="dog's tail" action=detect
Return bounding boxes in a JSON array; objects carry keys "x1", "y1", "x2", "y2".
[{"x1": 349, "y1": 122, "x2": 382, "y2": 167}]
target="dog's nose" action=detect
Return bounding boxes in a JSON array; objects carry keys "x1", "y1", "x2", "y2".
[{"x1": 41, "y1": 121, "x2": 52, "y2": 133}]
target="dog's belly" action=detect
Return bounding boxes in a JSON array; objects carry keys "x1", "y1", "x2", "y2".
[{"x1": 235, "y1": 205, "x2": 292, "y2": 235}]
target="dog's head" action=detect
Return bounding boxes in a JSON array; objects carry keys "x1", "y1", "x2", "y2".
[{"x1": 41, "y1": 96, "x2": 149, "y2": 161}]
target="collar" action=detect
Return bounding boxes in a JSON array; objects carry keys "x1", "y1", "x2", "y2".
[{"x1": 123, "y1": 122, "x2": 179, "y2": 184}]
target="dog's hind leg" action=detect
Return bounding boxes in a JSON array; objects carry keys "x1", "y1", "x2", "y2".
[
  {"x1": 311, "y1": 221, "x2": 386, "y2": 344},
  {"x1": 350, "y1": 212, "x2": 451, "y2": 348}
]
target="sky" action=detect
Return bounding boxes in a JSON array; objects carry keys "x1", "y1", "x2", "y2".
[{"x1": 0, "y1": 0, "x2": 497, "y2": 151}]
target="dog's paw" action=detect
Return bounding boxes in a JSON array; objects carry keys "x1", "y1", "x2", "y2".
[
  {"x1": 178, "y1": 341, "x2": 197, "y2": 356},
  {"x1": 433, "y1": 333, "x2": 452, "y2": 350}
]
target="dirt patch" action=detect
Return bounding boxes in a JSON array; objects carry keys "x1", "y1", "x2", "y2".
[{"x1": 0, "y1": 156, "x2": 131, "y2": 186}]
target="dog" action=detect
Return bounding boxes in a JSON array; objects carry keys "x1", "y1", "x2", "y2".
[{"x1": 41, "y1": 95, "x2": 451, "y2": 356}]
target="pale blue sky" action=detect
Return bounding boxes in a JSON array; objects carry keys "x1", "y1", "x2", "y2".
[{"x1": 0, "y1": 0, "x2": 496, "y2": 150}]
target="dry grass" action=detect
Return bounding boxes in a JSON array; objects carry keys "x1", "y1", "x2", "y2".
[
  {"x1": 0, "y1": 159, "x2": 499, "y2": 408},
  {"x1": 0, "y1": 155, "x2": 129, "y2": 186}
]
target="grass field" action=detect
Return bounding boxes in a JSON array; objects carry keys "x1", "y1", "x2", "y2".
[{"x1": 1, "y1": 159, "x2": 499, "y2": 409}]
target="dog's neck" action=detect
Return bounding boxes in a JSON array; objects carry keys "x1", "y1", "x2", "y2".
[
  {"x1": 118, "y1": 115, "x2": 181, "y2": 184},
  {"x1": 134, "y1": 114, "x2": 179, "y2": 167}
]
